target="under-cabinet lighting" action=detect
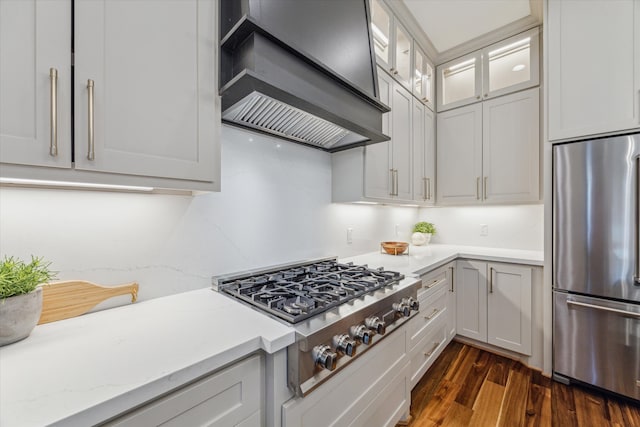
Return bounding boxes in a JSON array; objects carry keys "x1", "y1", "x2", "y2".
[
  {"x1": 399, "y1": 204, "x2": 419, "y2": 207},
  {"x1": 512, "y1": 64, "x2": 526, "y2": 72},
  {"x1": 354, "y1": 201, "x2": 378, "y2": 205},
  {"x1": 371, "y1": 23, "x2": 389, "y2": 48},
  {"x1": 0, "y1": 178, "x2": 154, "y2": 192},
  {"x1": 445, "y1": 58, "x2": 476, "y2": 73},
  {"x1": 488, "y1": 37, "x2": 531, "y2": 57}
]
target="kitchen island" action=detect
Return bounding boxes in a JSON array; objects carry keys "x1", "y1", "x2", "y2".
[{"x1": 0, "y1": 244, "x2": 542, "y2": 426}]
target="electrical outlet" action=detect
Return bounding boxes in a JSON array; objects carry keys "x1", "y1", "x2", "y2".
[
  {"x1": 347, "y1": 227, "x2": 353, "y2": 244},
  {"x1": 480, "y1": 224, "x2": 489, "y2": 236}
]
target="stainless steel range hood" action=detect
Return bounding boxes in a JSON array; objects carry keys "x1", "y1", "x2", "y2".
[{"x1": 219, "y1": 0, "x2": 390, "y2": 152}]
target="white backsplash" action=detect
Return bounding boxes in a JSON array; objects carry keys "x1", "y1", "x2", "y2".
[
  {"x1": 418, "y1": 204, "x2": 544, "y2": 251},
  {"x1": 0, "y1": 126, "x2": 418, "y2": 305}
]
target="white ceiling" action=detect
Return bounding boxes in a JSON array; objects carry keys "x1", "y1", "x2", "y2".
[{"x1": 402, "y1": 0, "x2": 532, "y2": 53}]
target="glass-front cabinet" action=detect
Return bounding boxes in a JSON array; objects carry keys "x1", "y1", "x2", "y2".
[
  {"x1": 437, "y1": 27, "x2": 540, "y2": 112},
  {"x1": 414, "y1": 45, "x2": 434, "y2": 110},
  {"x1": 370, "y1": 0, "x2": 413, "y2": 91}
]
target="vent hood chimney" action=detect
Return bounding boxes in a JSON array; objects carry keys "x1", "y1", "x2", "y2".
[{"x1": 219, "y1": 0, "x2": 390, "y2": 152}]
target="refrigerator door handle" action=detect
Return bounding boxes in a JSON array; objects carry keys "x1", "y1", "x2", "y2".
[
  {"x1": 567, "y1": 299, "x2": 640, "y2": 320},
  {"x1": 636, "y1": 156, "x2": 640, "y2": 285}
]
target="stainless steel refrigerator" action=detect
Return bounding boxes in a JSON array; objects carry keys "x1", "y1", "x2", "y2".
[{"x1": 553, "y1": 132, "x2": 640, "y2": 401}]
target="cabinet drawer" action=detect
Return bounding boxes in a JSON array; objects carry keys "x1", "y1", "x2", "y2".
[
  {"x1": 409, "y1": 285, "x2": 448, "y2": 351},
  {"x1": 418, "y1": 265, "x2": 451, "y2": 302},
  {"x1": 105, "y1": 354, "x2": 263, "y2": 427},
  {"x1": 410, "y1": 318, "x2": 447, "y2": 389}
]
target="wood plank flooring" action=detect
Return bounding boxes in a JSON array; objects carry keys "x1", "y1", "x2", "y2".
[{"x1": 406, "y1": 341, "x2": 640, "y2": 427}]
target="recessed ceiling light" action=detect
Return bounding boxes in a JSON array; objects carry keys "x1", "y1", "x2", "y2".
[{"x1": 512, "y1": 64, "x2": 526, "y2": 72}]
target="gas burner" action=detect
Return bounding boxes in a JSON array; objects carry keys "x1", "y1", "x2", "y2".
[
  {"x1": 214, "y1": 257, "x2": 405, "y2": 323},
  {"x1": 282, "y1": 296, "x2": 316, "y2": 315}
]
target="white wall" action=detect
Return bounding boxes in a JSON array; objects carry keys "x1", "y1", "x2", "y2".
[
  {"x1": 0, "y1": 126, "x2": 417, "y2": 305},
  {"x1": 418, "y1": 204, "x2": 543, "y2": 250}
]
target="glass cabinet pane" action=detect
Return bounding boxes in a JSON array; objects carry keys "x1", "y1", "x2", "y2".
[
  {"x1": 414, "y1": 48, "x2": 424, "y2": 96},
  {"x1": 487, "y1": 35, "x2": 532, "y2": 93},
  {"x1": 425, "y1": 63, "x2": 433, "y2": 103},
  {"x1": 371, "y1": 0, "x2": 391, "y2": 66},
  {"x1": 395, "y1": 24, "x2": 411, "y2": 86},
  {"x1": 441, "y1": 57, "x2": 477, "y2": 105}
]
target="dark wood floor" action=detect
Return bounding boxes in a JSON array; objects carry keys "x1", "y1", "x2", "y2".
[{"x1": 406, "y1": 341, "x2": 640, "y2": 427}]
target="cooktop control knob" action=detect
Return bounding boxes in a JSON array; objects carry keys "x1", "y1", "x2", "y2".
[
  {"x1": 393, "y1": 302, "x2": 411, "y2": 317},
  {"x1": 332, "y1": 334, "x2": 357, "y2": 357},
  {"x1": 403, "y1": 297, "x2": 419, "y2": 311},
  {"x1": 312, "y1": 345, "x2": 337, "y2": 371},
  {"x1": 349, "y1": 324, "x2": 372, "y2": 345},
  {"x1": 365, "y1": 316, "x2": 386, "y2": 335}
]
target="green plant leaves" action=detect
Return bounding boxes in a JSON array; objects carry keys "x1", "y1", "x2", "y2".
[
  {"x1": 0, "y1": 256, "x2": 56, "y2": 299},
  {"x1": 413, "y1": 221, "x2": 436, "y2": 234}
]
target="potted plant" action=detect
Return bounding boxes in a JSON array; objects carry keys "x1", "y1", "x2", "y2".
[
  {"x1": 0, "y1": 256, "x2": 56, "y2": 346},
  {"x1": 411, "y1": 222, "x2": 436, "y2": 246}
]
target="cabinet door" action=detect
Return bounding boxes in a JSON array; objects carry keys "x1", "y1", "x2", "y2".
[
  {"x1": 482, "y1": 88, "x2": 539, "y2": 203},
  {"x1": 392, "y1": 21, "x2": 412, "y2": 91},
  {"x1": 391, "y1": 82, "x2": 413, "y2": 200},
  {"x1": 436, "y1": 51, "x2": 482, "y2": 112},
  {"x1": 412, "y1": 101, "x2": 435, "y2": 204},
  {"x1": 487, "y1": 263, "x2": 532, "y2": 355},
  {"x1": 548, "y1": 0, "x2": 640, "y2": 140},
  {"x1": 436, "y1": 103, "x2": 483, "y2": 205},
  {"x1": 446, "y1": 263, "x2": 456, "y2": 341},
  {"x1": 74, "y1": 0, "x2": 217, "y2": 182},
  {"x1": 413, "y1": 45, "x2": 434, "y2": 111},
  {"x1": 365, "y1": 68, "x2": 392, "y2": 199},
  {"x1": 370, "y1": 0, "x2": 392, "y2": 71},
  {"x1": 0, "y1": 0, "x2": 71, "y2": 169},
  {"x1": 455, "y1": 260, "x2": 487, "y2": 342},
  {"x1": 481, "y1": 27, "x2": 540, "y2": 101}
]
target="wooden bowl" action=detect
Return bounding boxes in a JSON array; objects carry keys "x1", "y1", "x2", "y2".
[{"x1": 381, "y1": 241, "x2": 409, "y2": 255}]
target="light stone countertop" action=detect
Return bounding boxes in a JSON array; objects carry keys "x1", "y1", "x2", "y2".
[
  {"x1": 0, "y1": 288, "x2": 295, "y2": 427},
  {"x1": 0, "y1": 244, "x2": 543, "y2": 427},
  {"x1": 341, "y1": 244, "x2": 544, "y2": 277}
]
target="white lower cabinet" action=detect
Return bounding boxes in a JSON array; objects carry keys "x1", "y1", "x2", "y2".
[
  {"x1": 456, "y1": 260, "x2": 533, "y2": 355},
  {"x1": 407, "y1": 262, "x2": 455, "y2": 389},
  {"x1": 105, "y1": 354, "x2": 263, "y2": 427},
  {"x1": 282, "y1": 327, "x2": 410, "y2": 427}
]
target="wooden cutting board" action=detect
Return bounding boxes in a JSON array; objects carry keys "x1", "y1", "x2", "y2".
[{"x1": 38, "y1": 280, "x2": 139, "y2": 324}]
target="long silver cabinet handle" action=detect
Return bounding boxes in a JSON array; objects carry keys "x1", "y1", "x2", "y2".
[
  {"x1": 49, "y1": 68, "x2": 58, "y2": 156},
  {"x1": 427, "y1": 177, "x2": 431, "y2": 200},
  {"x1": 389, "y1": 169, "x2": 394, "y2": 196},
  {"x1": 424, "y1": 308, "x2": 440, "y2": 320},
  {"x1": 87, "y1": 79, "x2": 95, "y2": 160},
  {"x1": 488, "y1": 267, "x2": 493, "y2": 293},
  {"x1": 449, "y1": 266, "x2": 454, "y2": 292},
  {"x1": 567, "y1": 299, "x2": 640, "y2": 320},
  {"x1": 484, "y1": 176, "x2": 488, "y2": 200},
  {"x1": 476, "y1": 177, "x2": 480, "y2": 200},
  {"x1": 423, "y1": 177, "x2": 427, "y2": 200},
  {"x1": 424, "y1": 341, "x2": 441, "y2": 357},
  {"x1": 394, "y1": 170, "x2": 399, "y2": 196}
]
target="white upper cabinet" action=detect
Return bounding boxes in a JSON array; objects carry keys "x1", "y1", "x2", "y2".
[
  {"x1": 412, "y1": 100, "x2": 435, "y2": 204},
  {"x1": 482, "y1": 88, "x2": 539, "y2": 203},
  {"x1": 0, "y1": 0, "x2": 71, "y2": 169},
  {"x1": 413, "y1": 46, "x2": 435, "y2": 111},
  {"x1": 437, "y1": 103, "x2": 483, "y2": 205},
  {"x1": 74, "y1": 0, "x2": 217, "y2": 182},
  {"x1": 437, "y1": 88, "x2": 540, "y2": 205},
  {"x1": 548, "y1": 0, "x2": 640, "y2": 141},
  {"x1": 1, "y1": 0, "x2": 220, "y2": 191},
  {"x1": 437, "y1": 51, "x2": 482, "y2": 112},
  {"x1": 437, "y1": 28, "x2": 540, "y2": 112},
  {"x1": 364, "y1": 69, "x2": 393, "y2": 199}
]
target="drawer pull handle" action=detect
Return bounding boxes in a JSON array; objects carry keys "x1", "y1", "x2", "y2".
[
  {"x1": 566, "y1": 299, "x2": 640, "y2": 319},
  {"x1": 425, "y1": 278, "x2": 444, "y2": 289},
  {"x1": 424, "y1": 341, "x2": 440, "y2": 357},
  {"x1": 424, "y1": 308, "x2": 440, "y2": 320}
]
